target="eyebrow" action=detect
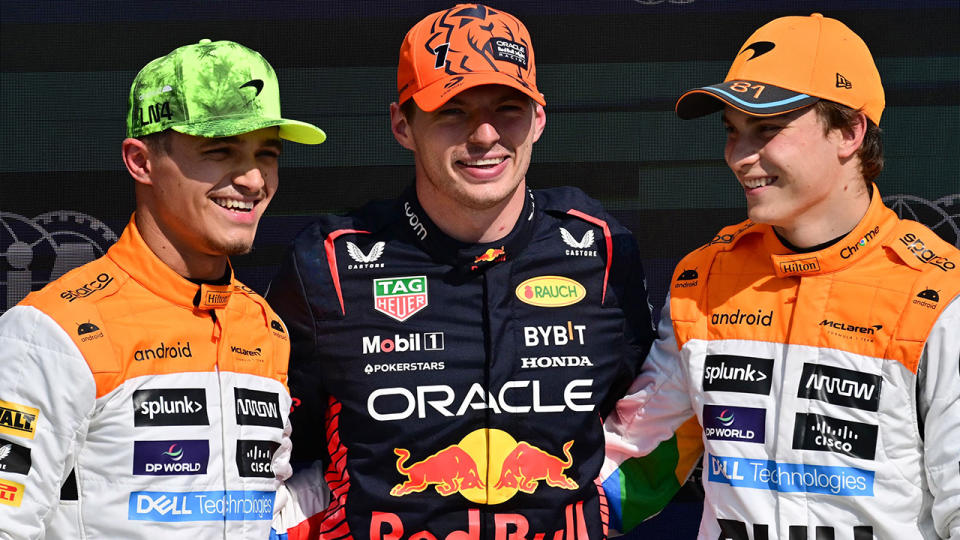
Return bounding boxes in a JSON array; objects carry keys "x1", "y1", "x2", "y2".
[{"x1": 199, "y1": 136, "x2": 283, "y2": 150}]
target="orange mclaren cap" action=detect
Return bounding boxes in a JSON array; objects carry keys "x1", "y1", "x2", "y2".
[
  {"x1": 397, "y1": 3, "x2": 545, "y2": 112},
  {"x1": 676, "y1": 13, "x2": 885, "y2": 124}
]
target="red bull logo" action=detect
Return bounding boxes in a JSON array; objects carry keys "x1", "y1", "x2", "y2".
[
  {"x1": 391, "y1": 429, "x2": 578, "y2": 504},
  {"x1": 494, "y1": 440, "x2": 578, "y2": 493},
  {"x1": 371, "y1": 503, "x2": 591, "y2": 540},
  {"x1": 474, "y1": 246, "x2": 506, "y2": 264},
  {"x1": 390, "y1": 446, "x2": 485, "y2": 496}
]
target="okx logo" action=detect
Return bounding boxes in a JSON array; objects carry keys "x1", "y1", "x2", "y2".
[
  {"x1": 133, "y1": 389, "x2": 208, "y2": 427},
  {"x1": 133, "y1": 440, "x2": 209, "y2": 476},
  {"x1": 234, "y1": 388, "x2": 282, "y2": 428},
  {"x1": 127, "y1": 490, "x2": 274, "y2": 522},
  {"x1": 373, "y1": 276, "x2": 428, "y2": 322}
]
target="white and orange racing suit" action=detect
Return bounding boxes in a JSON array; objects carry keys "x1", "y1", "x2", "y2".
[
  {"x1": 0, "y1": 217, "x2": 292, "y2": 539},
  {"x1": 602, "y1": 189, "x2": 960, "y2": 539}
]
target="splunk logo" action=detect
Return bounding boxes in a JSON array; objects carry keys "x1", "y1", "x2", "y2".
[
  {"x1": 702, "y1": 355, "x2": 773, "y2": 395},
  {"x1": 134, "y1": 341, "x2": 192, "y2": 362},
  {"x1": 707, "y1": 454, "x2": 874, "y2": 496},
  {"x1": 702, "y1": 404, "x2": 765, "y2": 443},
  {"x1": 797, "y1": 363, "x2": 881, "y2": 412},
  {"x1": 127, "y1": 490, "x2": 274, "y2": 522},
  {"x1": 133, "y1": 389, "x2": 208, "y2": 427},
  {"x1": 711, "y1": 308, "x2": 773, "y2": 327},
  {"x1": 133, "y1": 440, "x2": 209, "y2": 476}
]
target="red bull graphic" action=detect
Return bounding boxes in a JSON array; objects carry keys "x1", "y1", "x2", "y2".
[
  {"x1": 494, "y1": 440, "x2": 578, "y2": 493},
  {"x1": 391, "y1": 446, "x2": 485, "y2": 497},
  {"x1": 474, "y1": 246, "x2": 506, "y2": 264},
  {"x1": 371, "y1": 503, "x2": 591, "y2": 540},
  {"x1": 391, "y1": 429, "x2": 578, "y2": 504}
]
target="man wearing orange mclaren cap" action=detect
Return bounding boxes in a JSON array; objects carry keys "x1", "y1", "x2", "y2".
[
  {"x1": 267, "y1": 4, "x2": 674, "y2": 539},
  {"x1": 602, "y1": 13, "x2": 960, "y2": 538}
]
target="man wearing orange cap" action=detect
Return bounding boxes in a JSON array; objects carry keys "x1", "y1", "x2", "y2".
[
  {"x1": 602, "y1": 13, "x2": 960, "y2": 538},
  {"x1": 267, "y1": 4, "x2": 673, "y2": 539}
]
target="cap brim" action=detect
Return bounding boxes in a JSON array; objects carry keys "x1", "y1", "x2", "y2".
[
  {"x1": 675, "y1": 81, "x2": 820, "y2": 119},
  {"x1": 172, "y1": 117, "x2": 326, "y2": 144},
  {"x1": 412, "y1": 72, "x2": 545, "y2": 112}
]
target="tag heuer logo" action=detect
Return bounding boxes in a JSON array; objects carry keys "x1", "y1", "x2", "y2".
[{"x1": 373, "y1": 276, "x2": 428, "y2": 322}]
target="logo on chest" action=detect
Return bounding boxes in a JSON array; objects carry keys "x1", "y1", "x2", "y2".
[{"x1": 373, "y1": 276, "x2": 428, "y2": 322}]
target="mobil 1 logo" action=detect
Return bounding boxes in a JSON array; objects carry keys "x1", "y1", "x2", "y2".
[
  {"x1": 133, "y1": 389, "x2": 208, "y2": 427},
  {"x1": 797, "y1": 363, "x2": 881, "y2": 412},
  {"x1": 702, "y1": 355, "x2": 773, "y2": 395},
  {"x1": 234, "y1": 388, "x2": 282, "y2": 428},
  {"x1": 237, "y1": 439, "x2": 280, "y2": 478}
]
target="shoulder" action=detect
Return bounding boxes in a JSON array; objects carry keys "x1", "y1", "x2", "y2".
[
  {"x1": 18, "y1": 253, "x2": 124, "y2": 319},
  {"x1": 289, "y1": 198, "x2": 403, "y2": 252},
  {"x1": 886, "y1": 219, "x2": 960, "y2": 276},
  {"x1": 533, "y1": 186, "x2": 631, "y2": 235}
]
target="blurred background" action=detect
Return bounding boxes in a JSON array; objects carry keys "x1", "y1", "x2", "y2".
[{"x1": 2, "y1": 1, "x2": 958, "y2": 536}]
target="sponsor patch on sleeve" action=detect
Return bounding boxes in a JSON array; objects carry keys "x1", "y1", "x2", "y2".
[
  {"x1": 0, "y1": 400, "x2": 39, "y2": 440},
  {"x1": 0, "y1": 477, "x2": 25, "y2": 507}
]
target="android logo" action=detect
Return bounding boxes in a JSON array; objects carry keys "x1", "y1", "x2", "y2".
[{"x1": 677, "y1": 269, "x2": 699, "y2": 281}]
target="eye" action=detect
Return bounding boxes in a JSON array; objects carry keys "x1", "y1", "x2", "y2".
[
  {"x1": 438, "y1": 107, "x2": 465, "y2": 116},
  {"x1": 203, "y1": 147, "x2": 231, "y2": 159},
  {"x1": 257, "y1": 149, "x2": 281, "y2": 160}
]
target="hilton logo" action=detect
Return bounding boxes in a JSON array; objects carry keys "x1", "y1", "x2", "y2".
[{"x1": 779, "y1": 257, "x2": 821, "y2": 275}]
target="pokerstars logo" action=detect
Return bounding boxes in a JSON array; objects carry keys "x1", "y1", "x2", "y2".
[
  {"x1": 362, "y1": 332, "x2": 444, "y2": 354},
  {"x1": 373, "y1": 276, "x2": 428, "y2": 322}
]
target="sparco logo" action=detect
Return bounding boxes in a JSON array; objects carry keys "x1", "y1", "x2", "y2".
[
  {"x1": 793, "y1": 412, "x2": 878, "y2": 460},
  {"x1": 134, "y1": 341, "x2": 193, "y2": 362},
  {"x1": 797, "y1": 363, "x2": 881, "y2": 412},
  {"x1": 717, "y1": 520, "x2": 873, "y2": 540},
  {"x1": 702, "y1": 404, "x2": 765, "y2": 444},
  {"x1": 133, "y1": 389, "x2": 208, "y2": 427},
  {"x1": 59, "y1": 272, "x2": 113, "y2": 302},
  {"x1": 234, "y1": 388, "x2": 282, "y2": 428},
  {"x1": 779, "y1": 257, "x2": 821, "y2": 275},
  {"x1": 711, "y1": 308, "x2": 772, "y2": 327},
  {"x1": 362, "y1": 332, "x2": 444, "y2": 354},
  {"x1": 898, "y1": 233, "x2": 956, "y2": 271},
  {"x1": 841, "y1": 226, "x2": 880, "y2": 259},
  {"x1": 404, "y1": 202, "x2": 427, "y2": 240},
  {"x1": 702, "y1": 355, "x2": 773, "y2": 395},
  {"x1": 367, "y1": 379, "x2": 594, "y2": 421},
  {"x1": 236, "y1": 439, "x2": 280, "y2": 478}
]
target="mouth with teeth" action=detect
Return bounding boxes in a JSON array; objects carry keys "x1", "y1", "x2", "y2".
[
  {"x1": 212, "y1": 197, "x2": 255, "y2": 213},
  {"x1": 742, "y1": 176, "x2": 777, "y2": 190},
  {"x1": 458, "y1": 156, "x2": 507, "y2": 169}
]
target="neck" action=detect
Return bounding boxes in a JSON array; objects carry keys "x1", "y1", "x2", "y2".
[
  {"x1": 415, "y1": 181, "x2": 528, "y2": 244},
  {"x1": 134, "y1": 210, "x2": 229, "y2": 281},
  {"x1": 774, "y1": 180, "x2": 872, "y2": 249}
]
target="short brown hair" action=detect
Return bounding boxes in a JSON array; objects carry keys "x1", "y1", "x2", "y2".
[
  {"x1": 813, "y1": 100, "x2": 883, "y2": 184},
  {"x1": 138, "y1": 130, "x2": 173, "y2": 156}
]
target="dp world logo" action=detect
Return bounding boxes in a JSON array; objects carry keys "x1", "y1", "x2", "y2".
[{"x1": 0, "y1": 211, "x2": 117, "y2": 314}]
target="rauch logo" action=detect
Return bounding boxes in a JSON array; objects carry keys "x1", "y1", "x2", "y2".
[{"x1": 515, "y1": 276, "x2": 585, "y2": 308}]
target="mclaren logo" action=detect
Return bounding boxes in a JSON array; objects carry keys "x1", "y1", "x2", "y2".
[{"x1": 740, "y1": 41, "x2": 775, "y2": 60}]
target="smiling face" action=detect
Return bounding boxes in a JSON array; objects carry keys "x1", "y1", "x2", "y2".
[
  {"x1": 392, "y1": 85, "x2": 545, "y2": 216},
  {"x1": 135, "y1": 127, "x2": 281, "y2": 272},
  {"x1": 722, "y1": 105, "x2": 863, "y2": 240}
]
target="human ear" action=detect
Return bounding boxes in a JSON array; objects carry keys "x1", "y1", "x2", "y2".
[
  {"x1": 121, "y1": 138, "x2": 154, "y2": 186},
  {"x1": 390, "y1": 102, "x2": 417, "y2": 152}
]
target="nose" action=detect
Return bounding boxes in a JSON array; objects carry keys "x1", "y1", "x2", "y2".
[
  {"x1": 725, "y1": 134, "x2": 760, "y2": 173},
  {"x1": 233, "y1": 166, "x2": 266, "y2": 193},
  {"x1": 467, "y1": 119, "x2": 500, "y2": 148}
]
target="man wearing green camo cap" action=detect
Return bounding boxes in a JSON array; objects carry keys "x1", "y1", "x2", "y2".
[{"x1": 0, "y1": 39, "x2": 322, "y2": 539}]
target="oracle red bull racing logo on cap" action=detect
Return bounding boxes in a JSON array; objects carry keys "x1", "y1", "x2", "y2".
[
  {"x1": 373, "y1": 276, "x2": 428, "y2": 322},
  {"x1": 515, "y1": 276, "x2": 585, "y2": 307},
  {"x1": 391, "y1": 429, "x2": 578, "y2": 504}
]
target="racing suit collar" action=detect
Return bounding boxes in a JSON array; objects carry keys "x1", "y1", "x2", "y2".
[
  {"x1": 401, "y1": 186, "x2": 538, "y2": 272},
  {"x1": 107, "y1": 214, "x2": 235, "y2": 310},
  {"x1": 767, "y1": 185, "x2": 897, "y2": 277}
]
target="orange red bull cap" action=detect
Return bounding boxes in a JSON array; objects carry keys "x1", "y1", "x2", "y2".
[
  {"x1": 675, "y1": 13, "x2": 885, "y2": 124},
  {"x1": 397, "y1": 3, "x2": 545, "y2": 112}
]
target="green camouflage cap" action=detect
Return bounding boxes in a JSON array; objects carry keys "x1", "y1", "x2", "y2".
[{"x1": 127, "y1": 39, "x2": 325, "y2": 144}]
